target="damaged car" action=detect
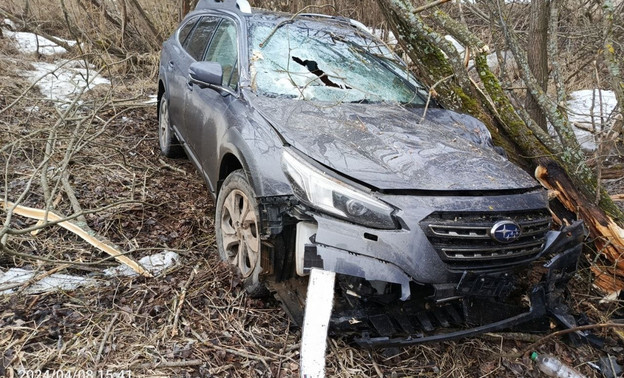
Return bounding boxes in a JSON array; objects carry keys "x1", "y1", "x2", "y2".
[{"x1": 157, "y1": 0, "x2": 586, "y2": 346}]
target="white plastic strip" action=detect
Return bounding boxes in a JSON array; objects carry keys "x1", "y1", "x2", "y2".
[{"x1": 300, "y1": 268, "x2": 336, "y2": 378}]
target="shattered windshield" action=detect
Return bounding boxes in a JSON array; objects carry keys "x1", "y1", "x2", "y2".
[{"x1": 248, "y1": 18, "x2": 427, "y2": 105}]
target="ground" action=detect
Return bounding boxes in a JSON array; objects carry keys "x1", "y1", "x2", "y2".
[{"x1": 0, "y1": 26, "x2": 623, "y2": 378}]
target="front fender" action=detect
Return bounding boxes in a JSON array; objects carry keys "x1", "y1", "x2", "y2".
[{"x1": 217, "y1": 100, "x2": 292, "y2": 198}]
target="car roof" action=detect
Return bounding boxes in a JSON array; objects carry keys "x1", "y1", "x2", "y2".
[{"x1": 194, "y1": 0, "x2": 370, "y2": 34}]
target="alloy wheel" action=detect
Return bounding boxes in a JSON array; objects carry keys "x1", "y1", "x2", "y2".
[{"x1": 219, "y1": 188, "x2": 260, "y2": 278}]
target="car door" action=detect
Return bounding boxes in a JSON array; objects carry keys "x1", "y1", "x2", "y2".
[
  {"x1": 171, "y1": 16, "x2": 220, "y2": 137},
  {"x1": 184, "y1": 17, "x2": 240, "y2": 194},
  {"x1": 165, "y1": 16, "x2": 199, "y2": 130}
]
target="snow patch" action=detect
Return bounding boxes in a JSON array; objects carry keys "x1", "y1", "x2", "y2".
[
  {"x1": 104, "y1": 251, "x2": 181, "y2": 277},
  {"x1": 445, "y1": 35, "x2": 465, "y2": 55},
  {"x1": 3, "y1": 18, "x2": 16, "y2": 30},
  {"x1": 369, "y1": 28, "x2": 398, "y2": 46},
  {"x1": 0, "y1": 268, "x2": 99, "y2": 295},
  {"x1": 0, "y1": 252, "x2": 180, "y2": 295},
  {"x1": 3, "y1": 30, "x2": 76, "y2": 55},
  {"x1": 22, "y1": 61, "x2": 110, "y2": 103},
  {"x1": 567, "y1": 89, "x2": 618, "y2": 151}
]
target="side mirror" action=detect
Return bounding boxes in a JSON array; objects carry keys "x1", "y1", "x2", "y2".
[{"x1": 189, "y1": 61, "x2": 223, "y2": 87}]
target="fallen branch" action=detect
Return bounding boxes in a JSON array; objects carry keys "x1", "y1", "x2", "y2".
[
  {"x1": 158, "y1": 158, "x2": 187, "y2": 176},
  {"x1": 1, "y1": 201, "x2": 151, "y2": 277}
]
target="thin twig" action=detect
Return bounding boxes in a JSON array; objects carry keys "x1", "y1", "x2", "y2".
[
  {"x1": 96, "y1": 313, "x2": 119, "y2": 363},
  {"x1": 420, "y1": 74, "x2": 453, "y2": 123},
  {"x1": 191, "y1": 329, "x2": 272, "y2": 370},
  {"x1": 131, "y1": 359, "x2": 204, "y2": 369},
  {"x1": 171, "y1": 267, "x2": 197, "y2": 337},
  {"x1": 412, "y1": 0, "x2": 452, "y2": 14}
]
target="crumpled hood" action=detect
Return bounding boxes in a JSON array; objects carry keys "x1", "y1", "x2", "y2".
[{"x1": 250, "y1": 95, "x2": 538, "y2": 191}]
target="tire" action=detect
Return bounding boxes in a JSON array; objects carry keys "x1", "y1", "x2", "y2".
[
  {"x1": 158, "y1": 93, "x2": 185, "y2": 158},
  {"x1": 215, "y1": 170, "x2": 268, "y2": 297}
]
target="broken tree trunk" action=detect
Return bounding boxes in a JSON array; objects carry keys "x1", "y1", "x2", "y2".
[
  {"x1": 537, "y1": 162, "x2": 624, "y2": 291},
  {"x1": 375, "y1": 0, "x2": 547, "y2": 171},
  {"x1": 536, "y1": 161, "x2": 624, "y2": 292}
]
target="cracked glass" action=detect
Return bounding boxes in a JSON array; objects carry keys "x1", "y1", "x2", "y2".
[{"x1": 248, "y1": 20, "x2": 427, "y2": 105}]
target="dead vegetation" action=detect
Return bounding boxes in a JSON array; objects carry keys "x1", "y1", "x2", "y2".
[{"x1": 0, "y1": 0, "x2": 623, "y2": 377}]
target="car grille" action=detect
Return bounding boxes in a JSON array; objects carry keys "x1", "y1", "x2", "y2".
[{"x1": 420, "y1": 210, "x2": 552, "y2": 270}]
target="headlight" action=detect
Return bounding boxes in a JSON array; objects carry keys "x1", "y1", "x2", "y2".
[{"x1": 282, "y1": 149, "x2": 397, "y2": 229}]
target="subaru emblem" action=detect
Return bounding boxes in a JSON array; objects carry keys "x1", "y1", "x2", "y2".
[{"x1": 490, "y1": 220, "x2": 521, "y2": 243}]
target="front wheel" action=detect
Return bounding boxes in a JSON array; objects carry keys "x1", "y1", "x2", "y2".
[{"x1": 215, "y1": 170, "x2": 268, "y2": 297}]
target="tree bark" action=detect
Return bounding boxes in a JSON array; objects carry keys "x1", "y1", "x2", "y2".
[
  {"x1": 525, "y1": 0, "x2": 550, "y2": 132},
  {"x1": 180, "y1": 0, "x2": 192, "y2": 22}
]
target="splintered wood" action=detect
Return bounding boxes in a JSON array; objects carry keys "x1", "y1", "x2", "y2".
[
  {"x1": 1, "y1": 200, "x2": 151, "y2": 277},
  {"x1": 535, "y1": 162, "x2": 624, "y2": 293}
]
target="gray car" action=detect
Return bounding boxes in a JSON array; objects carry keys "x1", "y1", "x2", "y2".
[{"x1": 158, "y1": 0, "x2": 585, "y2": 346}]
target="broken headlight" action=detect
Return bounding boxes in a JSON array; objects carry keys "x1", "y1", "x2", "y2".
[{"x1": 282, "y1": 149, "x2": 397, "y2": 229}]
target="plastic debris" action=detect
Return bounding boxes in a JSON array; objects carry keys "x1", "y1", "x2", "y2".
[{"x1": 531, "y1": 352, "x2": 586, "y2": 378}]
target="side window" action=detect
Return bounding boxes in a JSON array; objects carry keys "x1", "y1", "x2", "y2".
[
  {"x1": 184, "y1": 16, "x2": 220, "y2": 61},
  {"x1": 204, "y1": 19, "x2": 239, "y2": 90},
  {"x1": 178, "y1": 17, "x2": 198, "y2": 46}
]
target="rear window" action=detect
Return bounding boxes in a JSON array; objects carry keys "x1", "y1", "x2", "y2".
[
  {"x1": 178, "y1": 17, "x2": 198, "y2": 45},
  {"x1": 184, "y1": 16, "x2": 220, "y2": 61}
]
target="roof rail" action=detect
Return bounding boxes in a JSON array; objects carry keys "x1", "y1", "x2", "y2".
[{"x1": 195, "y1": 0, "x2": 252, "y2": 14}]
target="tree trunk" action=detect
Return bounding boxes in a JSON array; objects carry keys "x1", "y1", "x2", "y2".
[
  {"x1": 525, "y1": 0, "x2": 550, "y2": 132},
  {"x1": 180, "y1": 0, "x2": 192, "y2": 22},
  {"x1": 375, "y1": 0, "x2": 624, "y2": 293}
]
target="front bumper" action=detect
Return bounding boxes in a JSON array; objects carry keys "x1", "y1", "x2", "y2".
[
  {"x1": 303, "y1": 220, "x2": 585, "y2": 347},
  {"x1": 305, "y1": 216, "x2": 584, "y2": 301}
]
